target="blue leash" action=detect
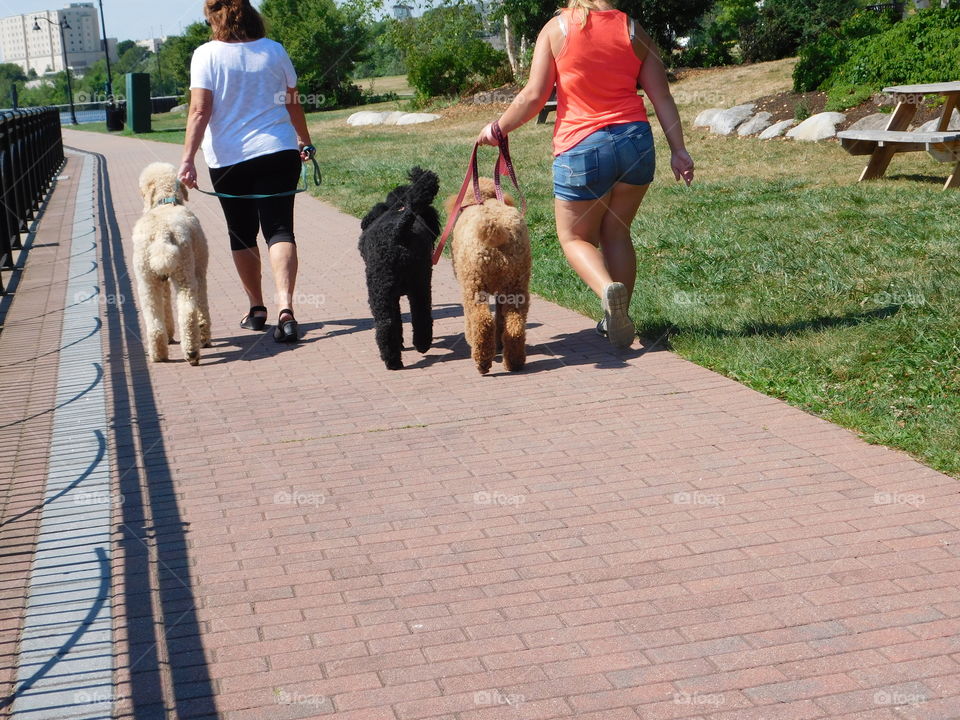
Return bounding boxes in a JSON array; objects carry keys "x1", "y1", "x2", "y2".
[{"x1": 194, "y1": 155, "x2": 322, "y2": 200}]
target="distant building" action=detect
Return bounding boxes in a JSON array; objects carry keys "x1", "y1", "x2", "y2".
[
  {"x1": 392, "y1": 3, "x2": 413, "y2": 20},
  {"x1": 135, "y1": 37, "x2": 167, "y2": 54},
  {"x1": 0, "y1": 3, "x2": 118, "y2": 76}
]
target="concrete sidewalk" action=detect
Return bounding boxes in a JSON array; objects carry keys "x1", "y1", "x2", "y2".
[{"x1": 1, "y1": 127, "x2": 958, "y2": 720}]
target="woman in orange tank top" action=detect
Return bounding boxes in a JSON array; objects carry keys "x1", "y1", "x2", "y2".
[{"x1": 478, "y1": 0, "x2": 694, "y2": 349}]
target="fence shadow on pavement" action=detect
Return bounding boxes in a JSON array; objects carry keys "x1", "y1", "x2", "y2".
[{"x1": 93, "y1": 150, "x2": 218, "y2": 719}]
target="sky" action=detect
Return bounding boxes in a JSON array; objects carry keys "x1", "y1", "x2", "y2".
[{"x1": 0, "y1": 0, "x2": 263, "y2": 43}]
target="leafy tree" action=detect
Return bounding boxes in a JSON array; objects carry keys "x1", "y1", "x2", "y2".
[
  {"x1": 0, "y1": 63, "x2": 27, "y2": 106},
  {"x1": 391, "y1": 2, "x2": 509, "y2": 100},
  {"x1": 157, "y1": 22, "x2": 212, "y2": 96},
  {"x1": 352, "y1": 18, "x2": 407, "y2": 78},
  {"x1": 681, "y1": 0, "x2": 760, "y2": 66},
  {"x1": 261, "y1": 0, "x2": 368, "y2": 109},
  {"x1": 740, "y1": 0, "x2": 865, "y2": 63}
]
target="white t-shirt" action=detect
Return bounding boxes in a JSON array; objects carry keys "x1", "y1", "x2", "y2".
[{"x1": 190, "y1": 38, "x2": 299, "y2": 168}]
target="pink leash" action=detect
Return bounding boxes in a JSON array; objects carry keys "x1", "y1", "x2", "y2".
[{"x1": 431, "y1": 121, "x2": 526, "y2": 265}]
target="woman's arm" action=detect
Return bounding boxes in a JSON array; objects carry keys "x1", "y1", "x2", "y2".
[
  {"x1": 283, "y1": 87, "x2": 314, "y2": 160},
  {"x1": 635, "y1": 27, "x2": 694, "y2": 185},
  {"x1": 478, "y1": 19, "x2": 559, "y2": 144},
  {"x1": 178, "y1": 88, "x2": 213, "y2": 188}
]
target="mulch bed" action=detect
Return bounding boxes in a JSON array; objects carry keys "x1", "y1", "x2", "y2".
[{"x1": 750, "y1": 90, "x2": 948, "y2": 130}]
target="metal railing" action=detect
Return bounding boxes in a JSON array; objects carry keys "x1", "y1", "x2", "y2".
[{"x1": 0, "y1": 108, "x2": 64, "y2": 295}]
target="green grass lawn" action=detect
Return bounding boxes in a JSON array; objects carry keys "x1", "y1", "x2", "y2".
[{"x1": 73, "y1": 67, "x2": 960, "y2": 476}]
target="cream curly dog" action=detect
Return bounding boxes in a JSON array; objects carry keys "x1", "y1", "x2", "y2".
[
  {"x1": 446, "y1": 178, "x2": 531, "y2": 375},
  {"x1": 132, "y1": 162, "x2": 211, "y2": 365}
]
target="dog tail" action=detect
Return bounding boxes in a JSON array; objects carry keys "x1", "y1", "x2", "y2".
[
  {"x1": 406, "y1": 167, "x2": 440, "y2": 211},
  {"x1": 148, "y1": 229, "x2": 184, "y2": 278}
]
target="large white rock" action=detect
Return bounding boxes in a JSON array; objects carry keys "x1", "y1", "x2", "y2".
[
  {"x1": 382, "y1": 111, "x2": 407, "y2": 125},
  {"x1": 347, "y1": 111, "x2": 387, "y2": 126},
  {"x1": 737, "y1": 112, "x2": 773, "y2": 136},
  {"x1": 848, "y1": 113, "x2": 892, "y2": 131},
  {"x1": 693, "y1": 108, "x2": 723, "y2": 128},
  {"x1": 395, "y1": 113, "x2": 441, "y2": 125},
  {"x1": 786, "y1": 112, "x2": 847, "y2": 141},
  {"x1": 710, "y1": 104, "x2": 756, "y2": 135},
  {"x1": 757, "y1": 118, "x2": 797, "y2": 139},
  {"x1": 916, "y1": 109, "x2": 960, "y2": 132}
]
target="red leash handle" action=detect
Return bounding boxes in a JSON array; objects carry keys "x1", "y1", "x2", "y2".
[
  {"x1": 491, "y1": 121, "x2": 526, "y2": 215},
  {"x1": 431, "y1": 122, "x2": 524, "y2": 266},
  {"x1": 431, "y1": 141, "x2": 481, "y2": 265}
]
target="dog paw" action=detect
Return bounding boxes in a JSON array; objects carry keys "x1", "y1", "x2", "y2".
[
  {"x1": 414, "y1": 341, "x2": 431, "y2": 354},
  {"x1": 385, "y1": 358, "x2": 403, "y2": 370},
  {"x1": 186, "y1": 351, "x2": 200, "y2": 366}
]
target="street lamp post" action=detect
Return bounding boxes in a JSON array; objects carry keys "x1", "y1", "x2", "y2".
[
  {"x1": 96, "y1": 0, "x2": 113, "y2": 103},
  {"x1": 33, "y1": 15, "x2": 78, "y2": 126}
]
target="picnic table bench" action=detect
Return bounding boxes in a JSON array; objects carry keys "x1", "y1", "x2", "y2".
[{"x1": 836, "y1": 81, "x2": 960, "y2": 190}]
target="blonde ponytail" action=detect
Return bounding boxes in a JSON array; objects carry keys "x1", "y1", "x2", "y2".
[{"x1": 565, "y1": 0, "x2": 611, "y2": 28}]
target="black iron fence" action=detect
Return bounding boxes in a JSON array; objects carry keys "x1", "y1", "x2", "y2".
[{"x1": 0, "y1": 108, "x2": 64, "y2": 295}]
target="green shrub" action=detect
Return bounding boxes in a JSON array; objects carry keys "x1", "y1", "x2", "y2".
[
  {"x1": 828, "y1": 7, "x2": 960, "y2": 90},
  {"x1": 824, "y1": 83, "x2": 876, "y2": 111},
  {"x1": 793, "y1": 10, "x2": 897, "y2": 92},
  {"x1": 391, "y1": 3, "x2": 510, "y2": 102}
]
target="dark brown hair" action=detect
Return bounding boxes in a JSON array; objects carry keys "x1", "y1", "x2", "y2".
[{"x1": 205, "y1": 0, "x2": 265, "y2": 42}]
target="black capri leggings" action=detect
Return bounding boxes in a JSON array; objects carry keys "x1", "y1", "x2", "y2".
[{"x1": 208, "y1": 149, "x2": 302, "y2": 251}]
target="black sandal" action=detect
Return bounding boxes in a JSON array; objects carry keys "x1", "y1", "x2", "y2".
[
  {"x1": 240, "y1": 305, "x2": 267, "y2": 331},
  {"x1": 273, "y1": 308, "x2": 299, "y2": 343}
]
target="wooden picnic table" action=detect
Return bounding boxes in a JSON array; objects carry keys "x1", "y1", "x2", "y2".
[{"x1": 837, "y1": 81, "x2": 960, "y2": 190}]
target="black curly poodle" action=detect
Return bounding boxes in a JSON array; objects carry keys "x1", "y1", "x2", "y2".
[{"x1": 358, "y1": 167, "x2": 441, "y2": 370}]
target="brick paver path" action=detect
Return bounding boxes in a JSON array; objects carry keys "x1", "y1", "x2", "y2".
[{"x1": 2, "y1": 128, "x2": 959, "y2": 720}]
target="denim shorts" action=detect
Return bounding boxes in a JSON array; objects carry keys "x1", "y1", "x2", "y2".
[{"x1": 553, "y1": 121, "x2": 655, "y2": 201}]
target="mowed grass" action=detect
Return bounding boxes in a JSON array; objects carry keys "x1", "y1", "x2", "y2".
[{"x1": 74, "y1": 63, "x2": 960, "y2": 475}]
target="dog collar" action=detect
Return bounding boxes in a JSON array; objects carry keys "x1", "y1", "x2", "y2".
[{"x1": 156, "y1": 197, "x2": 178, "y2": 207}]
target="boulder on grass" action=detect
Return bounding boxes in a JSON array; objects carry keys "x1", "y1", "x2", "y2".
[
  {"x1": 758, "y1": 119, "x2": 797, "y2": 139},
  {"x1": 786, "y1": 112, "x2": 846, "y2": 142},
  {"x1": 848, "y1": 113, "x2": 892, "y2": 132},
  {"x1": 710, "y1": 104, "x2": 756, "y2": 135},
  {"x1": 738, "y1": 112, "x2": 773, "y2": 136},
  {"x1": 916, "y1": 109, "x2": 960, "y2": 132},
  {"x1": 395, "y1": 113, "x2": 441, "y2": 125},
  {"x1": 693, "y1": 108, "x2": 723, "y2": 128},
  {"x1": 380, "y1": 111, "x2": 406, "y2": 125},
  {"x1": 347, "y1": 111, "x2": 387, "y2": 126}
]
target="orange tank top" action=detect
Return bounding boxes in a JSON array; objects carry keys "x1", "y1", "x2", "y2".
[{"x1": 553, "y1": 8, "x2": 648, "y2": 156}]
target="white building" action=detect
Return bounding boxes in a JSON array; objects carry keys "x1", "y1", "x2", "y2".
[
  {"x1": 135, "y1": 37, "x2": 167, "y2": 54},
  {"x1": 0, "y1": 3, "x2": 118, "y2": 76}
]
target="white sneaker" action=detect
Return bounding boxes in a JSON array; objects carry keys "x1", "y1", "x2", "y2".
[{"x1": 602, "y1": 282, "x2": 634, "y2": 349}]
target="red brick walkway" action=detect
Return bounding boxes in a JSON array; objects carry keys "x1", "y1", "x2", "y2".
[{"x1": 6, "y1": 128, "x2": 960, "y2": 719}]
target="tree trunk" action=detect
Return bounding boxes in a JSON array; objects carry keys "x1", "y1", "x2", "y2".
[
  {"x1": 503, "y1": 14, "x2": 519, "y2": 78},
  {"x1": 518, "y1": 34, "x2": 529, "y2": 77}
]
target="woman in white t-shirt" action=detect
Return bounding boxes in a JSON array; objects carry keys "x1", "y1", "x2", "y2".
[{"x1": 178, "y1": 0, "x2": 313, "y2": 343}]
